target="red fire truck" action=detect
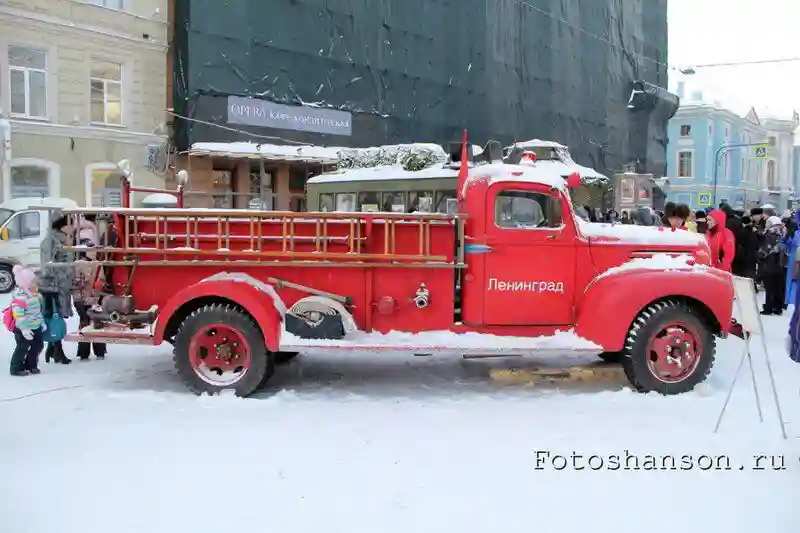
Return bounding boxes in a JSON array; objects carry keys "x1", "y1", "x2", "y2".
[{"x1": 63, "y1": 142, "x2": 734, "y2": 397}]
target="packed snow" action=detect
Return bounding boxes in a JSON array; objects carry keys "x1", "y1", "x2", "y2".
[
  {"x1": 307, "y1": 164, "x2": 458, "y2": 184},
  {"x1": 201, "y1": 272, "x2": 287, "y2": 315},
  {"x1": 468, "y1": 163, "x2": 568, "y2": 191},
  {"x1": 1, "y1": 293, "x2": 798, "y2": 533},
  {"x1": 190, "y1": 142, "x2": 344, "y2": 163},
  {"x1": 576, "y1": 218, "x2": 708, "y2": 246},
  {"x1": 280, "y1": 328, "x2": 601, "y2": 352},
  {"x1": 597, "y1": 254, "x2": 708, "y2": 280}
]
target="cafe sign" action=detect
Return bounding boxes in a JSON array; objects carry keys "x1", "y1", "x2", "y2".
[{"x1": 227, "y1": 96, "x2": 352, "y2": 136}]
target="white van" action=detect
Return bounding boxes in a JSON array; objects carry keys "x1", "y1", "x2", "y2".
[{"x1": 0, "y1": 197, "x2": 79, "y2": 293}]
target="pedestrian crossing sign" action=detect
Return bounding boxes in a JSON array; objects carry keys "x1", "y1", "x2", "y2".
[
  {"x1": 698, "y1": 193, "x2": 711, "y2": 207},
  {"x1": 752, "y1": 144, "x2": 768, "y2": 159}
]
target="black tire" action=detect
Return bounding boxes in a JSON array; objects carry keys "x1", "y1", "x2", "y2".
[
  {"x1": 274, "y1": 351, "x2": 299, "y2": 365},
  {"x1": 173, "y1": 303, "x2": 275, "y2": 397},
  {"x1": 0, "y1": 265, "x2": 15, "y2": 293},
  {"x1": 597, "y1": 352, "x2": 622, "y2": 363},
  {"x1": 621, "y1": 300, "x2": 715, "y2": 395}
]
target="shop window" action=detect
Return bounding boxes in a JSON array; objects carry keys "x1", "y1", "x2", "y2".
[
  {"x1": 10, "y1": 165, "x2": 50, "y2": 199},
  {"x1": 88, "y1": 165, "x2": 122, "y2": 207},
  {"x1": 358, "y1": 192, "x2": 380, "y2": 212},
  {"x1": 435, "y1": 190, "x2": 458, "y2": 214},
  {"x1": 319, "y1": 194, "x2": 334, "y2": 212},
  {"x1": 409, "y1": 191, "x2": 434, "y2": 213},
  {"x1": 335, "y1": 193, "x2": 356, "y2": 212},
  {"x1": 381, "y1": 192, "x2": 406, "y2": 213}
]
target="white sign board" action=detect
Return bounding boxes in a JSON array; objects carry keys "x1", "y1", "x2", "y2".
[{"x1": 731, "y1": 275, "x2": 762, "y2": 336}]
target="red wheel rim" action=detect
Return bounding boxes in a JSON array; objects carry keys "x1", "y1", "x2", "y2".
[
  {"x1": 188, "y1": 323, "x2": 251, "y2": 386},
  {"x1": 646, "y1": 321, "x2": 703, "y2": 383}
]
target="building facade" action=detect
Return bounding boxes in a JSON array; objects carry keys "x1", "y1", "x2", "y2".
[
  {"x1": 169, "y1": 0, "x2": 675, "y2": 211},
  {"x1": 0, "y1": 0, "x2": 169, "y2": 206},
  {"x1": 666, "y1": 91, "x2": 798, "y2": 211}
]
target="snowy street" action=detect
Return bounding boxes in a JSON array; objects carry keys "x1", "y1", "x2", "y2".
[{"x1": 1, "y1": 294, "x2": 799, "y2": 533}]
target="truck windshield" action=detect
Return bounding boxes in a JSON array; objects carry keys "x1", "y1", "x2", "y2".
[{"x1": 0, "y1": 209, "x2": 14, "y2": 227}]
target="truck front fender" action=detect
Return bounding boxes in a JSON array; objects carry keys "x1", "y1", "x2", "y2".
[
  {"x1": 153, "y1": 278, "x2": 284, "y2": 352},
  {"x1": 574, "y1": 269, "x2": 734, "y2": 352}
]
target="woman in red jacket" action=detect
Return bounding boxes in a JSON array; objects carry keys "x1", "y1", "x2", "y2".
[{"x1": 706, "y1": 209, "x2": 736, "y2": 272}]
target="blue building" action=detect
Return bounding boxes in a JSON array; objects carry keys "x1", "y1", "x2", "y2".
[{"x1": 666, "y1": 86, "x2": 797, "y2": 211}]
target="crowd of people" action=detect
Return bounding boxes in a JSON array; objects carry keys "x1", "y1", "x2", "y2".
[
  {"x1": 7, "y1": 214, "x2": 108, "y2": 376},
  {"x1": 580, "y1": 201, "x2": 800, "y2": 317}
]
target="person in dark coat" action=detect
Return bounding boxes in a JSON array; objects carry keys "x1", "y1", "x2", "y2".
[
  {"x1": 661, "y1": 202, "x2": 676, "y2": 226},
  {"x1": 737, "y1": 216, "x2": 760, "y2": 280},
  {"x1": 720, "y1": 202, "x2": 745, "y2": 276},
  {"x1": 694, "y1": 210, "x2": 708, "y2": 234},
  {"x1": 758, "y1": 216, "x2": 787, "y2": 315},
  {"x1": 39, "y1": 214, "x2": 75, "y2": 364},
  {"x1": 634, "y1": 206, "x2": 657, "y2": 226}
]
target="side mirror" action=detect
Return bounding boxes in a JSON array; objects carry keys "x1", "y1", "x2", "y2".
[
  {"x1": 0, "y1": 227, "x2": 7, "y2": 241},
  {"x1": 566, "y1": 172, "x2": 582, "y2": 189},
  {"x1": 176, "y1": 169, "x2": 189, "y2": 188}
]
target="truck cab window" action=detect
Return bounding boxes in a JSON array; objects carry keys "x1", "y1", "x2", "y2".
[
  {"x1": 5, "y1": 211, "x2": 39, "y2": 239},
  {"x1": 495, "y1": 191, "x2": 552, "y2": 229}
]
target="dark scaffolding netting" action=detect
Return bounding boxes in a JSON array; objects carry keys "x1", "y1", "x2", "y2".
[{"x1": 173, "y1": 0, "x2": 676, "y2": 177}]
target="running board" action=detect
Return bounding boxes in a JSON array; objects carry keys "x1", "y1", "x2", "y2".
[{"x1": 65, "y1": 330, "x2": 156, "y2": 346}]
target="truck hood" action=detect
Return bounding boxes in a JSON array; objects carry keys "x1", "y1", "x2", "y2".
[{"x1": 575, "y1": 219, "x2": 713, "y2": 273}]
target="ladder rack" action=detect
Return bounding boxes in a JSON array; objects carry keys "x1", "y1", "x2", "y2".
[{"x1": 62, "y1": 208, "x2": 466, "y2": 268}]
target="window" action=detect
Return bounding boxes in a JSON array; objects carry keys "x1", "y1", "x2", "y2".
[
  {"x1": 435, "y1": 191, "x2": 457, "y2": 214},
  {"x1": 10, "y1": 166, "x2": 50, "y2": 198},
  {"x1": 677, "y1": 151, "x2": 693, "y2": 178},
  {"x1": 381, "y1": 192, "x2": 406, "y2": 212},
  {"x1": 358, "y1": 192, "x2": 379, "y2": 212},
  {"x1": 87, "y1": 0, "x2": 124, "y2": 8},
  {"x1": 409, "y1": 191, "x2": 434, "y2": 213},
  {"x1": 87, "y1": 166, "x2": 122, "y2": 207},
  {"x1": 90, "y1": 60, "x2": 122, "y2": 125},
  {"x1": 495, "y1": 190, "x2": 560, "y2": 229},
  {"x1": 319, "y1": 194, "x2": 334, "y2": 212},
  {"x1": 6, "y1": 212, "x2": 41, "y2": 240},
  {"x1": 680, "y1": 125, "x2": 691, "y2": 137},
  {"x1": 8, "y1": 45, "x2": 47, "y2": 118}
]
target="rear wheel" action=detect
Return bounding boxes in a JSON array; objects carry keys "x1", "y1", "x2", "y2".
[
  {"x1": 621, "y1": 300, "x2": 715, "y2": 395},
  {"x1": 0, "y1": 265, "x2": 15, "y2": 294},
  {"x1": 173, "y1": 304, "x2": 274, "y2": 397}
]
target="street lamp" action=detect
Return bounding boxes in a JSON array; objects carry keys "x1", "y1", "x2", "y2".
[{"x1": 712, "y1": 142, "x2": 768, "y2": 207}]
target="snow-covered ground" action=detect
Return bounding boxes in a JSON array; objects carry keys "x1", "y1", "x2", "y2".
[{"x1": 1, "y1": 294, "x2": 799, "y2": 533}]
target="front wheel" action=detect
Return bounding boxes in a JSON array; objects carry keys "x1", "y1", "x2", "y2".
[
  {"x1": 0, "y1": 265, "x2": 15, "y2": 293},
  {"x1": 621, "y1": 300, "x2": 715, "y2": 395},
  {"x1": 173, "y1": 303, "x2": 275, "y2": 397}
]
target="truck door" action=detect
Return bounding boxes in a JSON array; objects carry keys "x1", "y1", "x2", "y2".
[
  {"x1": 2, "y1": 210, "x2": 44, "y2": 266},
  {"x1": 482, "y1": 185, "x2": 577, "y2": 326}
]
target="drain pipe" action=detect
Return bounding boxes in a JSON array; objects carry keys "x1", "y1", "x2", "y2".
[{"x1": 0, "y1": 108, "x2": 10, "y2": 203}]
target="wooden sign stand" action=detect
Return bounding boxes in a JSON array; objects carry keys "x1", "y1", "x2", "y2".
[{"x1": 714, "y1": 276, "x2": 787, "y2": 439}]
